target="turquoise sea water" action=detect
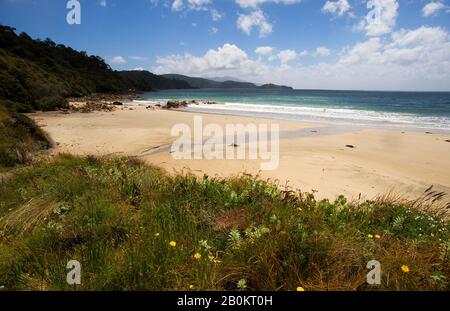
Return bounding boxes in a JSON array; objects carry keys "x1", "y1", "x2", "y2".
[{"x1": 133, "y1": 89, "x2": 450, "y2": 131}]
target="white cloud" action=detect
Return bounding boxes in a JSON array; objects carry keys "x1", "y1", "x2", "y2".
[
  {"x1": 321, "y1": 0, "x2": 351, "y2": 17},
  {"x1": 149, "y1": 0, "x2": 159, "y2": 7},
  {"x1": 338, "y1": 38, "x2": 382, "y2": 64},
  {"x1": 209, "y1": 27, "x2": 218, "y2": 34},
  {"x1": 278, "y1": 49, "x2": 297, "y2": 63},
  {"x1": 129, "y1": 56, "x2": 148, "y2": 61},
  {"x1": 187, "y1": 0, "x2": 211, "y2": 11},
  {"x1": 99, "y1": 0, "x2": 107, "y2": 7},
  {"x1": 314, "y1": 46, "x2": 331, "y2": 57},
  {"x1": 387, "y1": 26, "x2": 449, "y2": 51},
  {"x1": 299, "y1": 50, "x2": 309, "y2": 57},
  {"x1": 171, "y1": 0, "x2": 212, "y2": 11},
  {"x1": 422, "y1": 1, "x2": 446, "y2": 17},
  {"x1": 171, "y1": 0, "x2": 183, "y2": 11},
  {"x1": 234, "y1": 0, "x2": 302, "y2": 36},
  {"x1": 237, "y1": 10, "x2": 273, "y2": 37},
  {"x1": 272, "y1": 26, "x2": 450, "y2": 91},
  {"x1": 211, "y1": 9, "x2": 223, "y2": 21},
  {"x1": 110, "y1": 56, "x2": 126, "y2": 64},
  {"x1": 235, "y1": 0, "x2": 302, "y2": 9},
  {"x1": 356, "y1": 0, "x2": 399, "y2": 36},
  {"x1": 171, "y1": 0, "x2": 218, "y2": 20},
  {"x1": 152, "y1": 26, "x2": 450, "y2": 91},
  {"x1": 255, "y1": 46, "x2": 274, "y2": 56},
  {"x1": 134, "y1": 67, "x2": 145, "y2": 71},
  {"x1": 154, "y1": 43, "x2": 267, "y2": 77}
]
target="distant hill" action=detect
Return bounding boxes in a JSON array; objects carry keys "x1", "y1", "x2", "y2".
[
  {"x1": 162, "y1": 74, "x2": 226, "y2": 88},
  {"x1": 209, "y1": 76, "x2": 249, "y2": 83},
  {"x1": 259, "y1": 83, "x2": 294, "y2": 90},
  {"x1": 162, "y1": 74, "x2": 293, "y2": 90},
  {"x1": 118, "y1": 71, "x2": 191, "y2": 92}
]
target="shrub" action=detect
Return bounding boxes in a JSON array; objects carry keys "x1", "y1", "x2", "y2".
[
  {"x1": 35, "y1": 96, "x2": 68, "y2": 111},
  {"x1": 0, "y1": 102, "x2": 52, "y2": 167}
]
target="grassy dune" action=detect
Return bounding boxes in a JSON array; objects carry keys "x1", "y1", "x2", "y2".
[
  {"x1": 0, "y1": 154, "x2": 449, "y2": 291},
  {"x1": 0, "y1": 102, "x2": 52, "y2": 169}
]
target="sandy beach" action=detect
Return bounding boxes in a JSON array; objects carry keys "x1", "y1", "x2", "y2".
[{"x1": 31, "y1": 106, "x2": 450, "y2": 200}]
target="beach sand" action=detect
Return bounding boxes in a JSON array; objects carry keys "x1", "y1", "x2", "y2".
[{"x1": 31, "y1": 106, "x2": 450, "y2": 200}]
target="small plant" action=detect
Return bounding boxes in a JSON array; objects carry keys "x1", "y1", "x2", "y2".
[
  {"x1": 430, "y1": 272, "x2": 447, "y2": 289},
  {"x1": 393, "y1": 215, "x2": 406, "y2": 230},
  {"x1": 269, "y1": 214, "x2": 281, "y2": 230},
  {"x1": 244, "y1": 225, "x2": 270, "y2": 242},
  {"x1": 227, "y1": 229, "x2": 243, "y2": 250},
  {"x1": 440, "y1": 240, "x2": 450, "y2": 263},
  {"x1": 237, "y1": 278, "x2": 247, "y2": 291},
  {"x1": 199, "y1": 240, "x2": 212, "y2": 253}
]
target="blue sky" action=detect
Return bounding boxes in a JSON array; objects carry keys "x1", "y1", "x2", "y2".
[{"x1": 1, "y1": 0, "x2": 450, "y2": 91}]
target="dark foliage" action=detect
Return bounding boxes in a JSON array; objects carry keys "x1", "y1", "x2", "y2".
[
  {"x1": 0, "y1": 25, "x2": 124, "y2": 110},
  {"x1": 0, "y1": 25, "x2": 190, "y2": 112},
  {"x1": 0, "y1": 102, "x2": 52, "y2": 167}
]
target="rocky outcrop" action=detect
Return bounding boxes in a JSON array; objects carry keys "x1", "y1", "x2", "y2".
[
  {"x1": 67, "y1": 93, "x2": 142, "y2": 104},
  {"x1": 163, "y1": 100, "x2": 218, "y2": 109},
  {"x1": 164, "y1": 101, "x2": 190, "y2": 109},
  {"x1": 71, "y1": 102, "x2": 116, "y2": 113}
]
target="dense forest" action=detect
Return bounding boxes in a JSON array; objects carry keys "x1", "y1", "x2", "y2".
[{"x1": 0, "y1": 25, "x2": 190, "y2": 112}]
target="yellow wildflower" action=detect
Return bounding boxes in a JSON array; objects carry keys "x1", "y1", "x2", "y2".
[
  {"x1": 368, "y1": 234, "x2": 374, "y2": 239},
  {"x1": 169, "y1": 241, "x2": 177, "y2": 248},
  {"x1": 296, "y1": 287, "x2": 305, "y2": 292},
  {"x1": 401, "y1": 265, "x2": 410, "y2": 273},
  {"x1": 154, "y1": 233, "x2": 160, "y2": 237},
  {"x1": 375, "y1": 234, "x2": 381, "y2": 239},
  {"x1": 189, "y1": 284, "x2": 194, "y2": 290},
  {"x1": 194, "y1": 252, "x2": 202, "y2": 260}
]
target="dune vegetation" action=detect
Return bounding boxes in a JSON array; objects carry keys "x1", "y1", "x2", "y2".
[
  {"x1": 0, "y1": 154, "x2": 449, "y2": 291},
  {"x1": 0, "y1": 102, "x2": 52, "y2": 169}
]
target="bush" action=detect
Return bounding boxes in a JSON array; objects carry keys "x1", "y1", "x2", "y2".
[
  {"x1": 35, "y1": 96, "x2": 68, "y2": 111},
  {"x1": 0, "y1": 102, "x2": 52, "y2": 167}
]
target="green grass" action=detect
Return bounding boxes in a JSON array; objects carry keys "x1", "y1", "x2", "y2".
[{"x1": 0, "y1": 154, "x2": 449, "y2": 291}]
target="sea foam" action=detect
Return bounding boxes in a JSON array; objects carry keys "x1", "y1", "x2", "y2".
[{"x1": 185, "y1": 102, "x2": 450, "y2": 131}]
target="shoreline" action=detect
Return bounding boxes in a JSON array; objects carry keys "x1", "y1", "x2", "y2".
[
  {"x1": 126, "y1": 92, "x2": 450, "y2": 134},
  {"x1": 125, "y1": 100, "x2": 450, "y2": 134},
  {"x1": 181, "y1": 106, "x2": 450, "y2": 135},
  {"x1": 126, "y1": 99, "x2": 450, "y2": 136},
  {"x1": 31, "y1": 105, "x2": 450, "y2": 200}
]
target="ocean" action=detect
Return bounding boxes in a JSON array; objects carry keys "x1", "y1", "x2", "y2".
[{"x1": 132, "y1": 89, "x2": 450, "y2": 132}]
